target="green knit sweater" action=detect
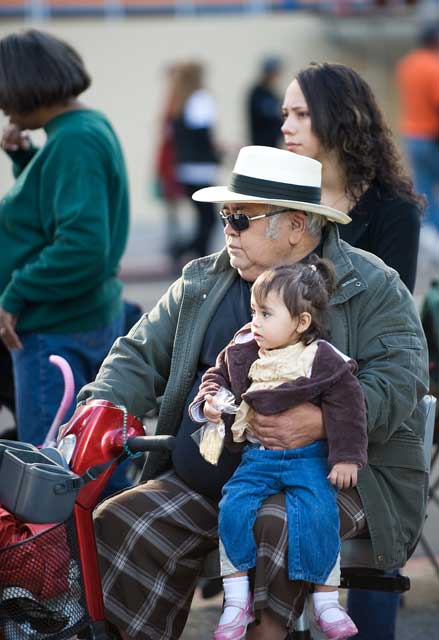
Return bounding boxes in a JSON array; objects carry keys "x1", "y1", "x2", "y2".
[{"x1": 0, "y1": 109, "x2": 128, "y2": 333}]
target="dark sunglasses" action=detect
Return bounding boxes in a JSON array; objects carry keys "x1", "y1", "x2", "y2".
[{"x1": 219, "y1": 207, "x2": 291, "y2": 232}]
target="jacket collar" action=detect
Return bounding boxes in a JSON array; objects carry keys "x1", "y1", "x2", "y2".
[{"x1": 323, "y1": 224, "x2": 368, "y2": 304}]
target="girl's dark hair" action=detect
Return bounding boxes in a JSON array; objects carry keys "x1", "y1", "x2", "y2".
[
  {"x1": 0, "y1": 30, "x2": 91, "y2": 114},
  {"x1": 252, "y1": 255, "x2": 336, "y2": 345},
  {"x1": 296, "y1": 62, "x2": 423, "y2": 209}
]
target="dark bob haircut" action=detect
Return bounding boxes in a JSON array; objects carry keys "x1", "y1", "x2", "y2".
[{"x1": 0, "y1": 30, "x2": 91, "y2": 115}]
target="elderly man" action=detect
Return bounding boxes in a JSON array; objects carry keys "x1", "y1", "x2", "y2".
[{"x1": 76, "y1": 147, "x2": 428, "y2": 640}]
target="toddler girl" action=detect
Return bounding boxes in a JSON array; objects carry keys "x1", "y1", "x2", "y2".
[{"x1": 190, "y1": 256, "x2": 367, "y2": 640}]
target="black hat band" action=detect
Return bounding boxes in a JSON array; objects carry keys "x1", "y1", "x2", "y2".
[{"x1": 229, "y1": 173, "x2": 321, "y2": 204}]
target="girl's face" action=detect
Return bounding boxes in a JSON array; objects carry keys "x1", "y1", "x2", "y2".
[
  {"x1": 250, "y1": 290, "x2": 310, "y2": 351},
  {"x1": 281, "y1": 79, "x2": 323, "y2": 161}
]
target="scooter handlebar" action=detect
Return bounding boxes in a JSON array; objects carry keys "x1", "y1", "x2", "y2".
[{"x1": 126, "y1": 435, "x2": 176, "y2": 453}]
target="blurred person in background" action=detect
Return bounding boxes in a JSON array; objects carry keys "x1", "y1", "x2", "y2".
[
  {"x1": 281, "y1": 61, "x2": 424, "y2": 640},
  {"x1": 0, "y1": 31, "x2": 129, "y2": 489},
  {"x1": 153, "y1": 62, "x2": 185, "y2": 265},
  {"x1": 170, "y1": 61, "x2": 221, "y2": 265},
  {"x1": 247, "y1": 56, "x2": 283, "y2": 148},
  {"x1": 396, "y1": 23, "x2": 439, "y2": 250}
]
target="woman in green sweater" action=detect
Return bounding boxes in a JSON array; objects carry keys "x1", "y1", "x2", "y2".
[{"x1": 0, "y1": 30, "x2": 129, "y2": 447}]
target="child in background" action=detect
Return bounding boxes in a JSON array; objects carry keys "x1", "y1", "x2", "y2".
[{"x1": 190, "y1": 256, "x2": 367, "y2": 640}]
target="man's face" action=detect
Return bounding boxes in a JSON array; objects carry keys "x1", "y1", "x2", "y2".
[{"x1": 222, "y1": 202, "x2": 294, "y2": 282}]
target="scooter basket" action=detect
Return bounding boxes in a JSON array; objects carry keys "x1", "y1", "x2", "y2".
[
  {"x1": 0, "y1": 516, "x2": 90, "y2": 639},
  {"x1": 0, "y1": 441, "x2": 80, "y2": 524}
]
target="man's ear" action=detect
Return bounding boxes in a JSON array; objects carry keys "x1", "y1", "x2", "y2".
[{"x1": 288, "y1": 211, "x2": 308, "y2": 245}]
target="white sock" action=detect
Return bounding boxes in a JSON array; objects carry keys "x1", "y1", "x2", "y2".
[
  {"x1": 219, "y1": 576, "x2": 250, "y2": 625},
  {"x1": 313, "y1": 590, "x2": 345, "y2": 623}
]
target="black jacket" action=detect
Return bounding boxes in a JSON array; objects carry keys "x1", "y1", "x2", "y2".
[{"x1": 339, "y1": 187, "x2": 421, "y2": 292}]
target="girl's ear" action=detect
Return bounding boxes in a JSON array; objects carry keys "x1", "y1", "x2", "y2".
[{"x1": 296, "y1": 312, "x2": 312, "y2": 334}]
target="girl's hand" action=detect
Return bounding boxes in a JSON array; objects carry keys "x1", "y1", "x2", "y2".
[
  {"x1": 203, "y1": 394, "x2": 222, "y2": 423},
  {"x1": 328, "y1": 463, "x2": 358, "y2": 489},
  {"x1": 1, "y1": 123, "x2": 31, "y2": 152}
]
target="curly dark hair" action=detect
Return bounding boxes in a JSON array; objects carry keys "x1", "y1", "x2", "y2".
[
  {"x1": 296, "y1": 62, "x2": 423, "y2": 209},
  {"x1": 252, "y1": 255, "x2": 336, "y2": 346}
]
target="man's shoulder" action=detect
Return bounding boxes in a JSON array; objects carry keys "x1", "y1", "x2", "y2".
[
  {"x1": 340, "y1": 240, "x2": 399, "y2": 286},
  {"x1": 324, "y1": 227, "x2": 397, "y2": 290}
]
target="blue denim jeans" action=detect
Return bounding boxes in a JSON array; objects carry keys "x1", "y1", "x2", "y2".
[
  {"x1": 11, "y1": 314, "x2": 130, "y2": 495},
  {"x1": 404, "y1": 136, "x2": 439, "y2": 232},
  {"x1": 219, "y1": 441, "x2": 340, "y2": 583},
  {"x1": 11, "y1": 314, "x2": 124, "y2": 445}
]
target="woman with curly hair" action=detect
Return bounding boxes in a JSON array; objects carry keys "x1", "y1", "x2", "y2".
[{"x1": 281, "y1": 62, "x2": 423, "y2": 293}]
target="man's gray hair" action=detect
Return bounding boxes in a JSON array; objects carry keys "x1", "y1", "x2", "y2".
[
  {"x1": 265, "y1": 213, "x2": 283, "y2": 239},
  {"x1": 264, "y1": 206, "x2": 327, "y2": 240},
  {"x1": 306, "y1": 212, "x2": 327, "y2": 238}
]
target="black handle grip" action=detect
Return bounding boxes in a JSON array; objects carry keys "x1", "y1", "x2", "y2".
[{"x1": 126, "y1": 435, "x2": 176, "y2": 453}]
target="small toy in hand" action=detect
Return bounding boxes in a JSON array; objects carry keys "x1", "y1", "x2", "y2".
[{"x1": 192, "y1": 387, "x2": 238, "y2": 465}]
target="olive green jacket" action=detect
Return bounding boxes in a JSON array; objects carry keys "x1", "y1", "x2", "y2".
[{"x1": 79, "y1": 224, "x2": 429, "y2": 570}]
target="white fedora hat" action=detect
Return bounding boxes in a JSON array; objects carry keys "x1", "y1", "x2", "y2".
[{"x1": 193, "y1": 146, "x2": 351, "y2": 225}]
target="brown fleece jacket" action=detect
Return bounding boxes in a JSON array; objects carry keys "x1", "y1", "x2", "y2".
[{"x1": 191, "y1": 325, "x2": 368, "y2": 469}]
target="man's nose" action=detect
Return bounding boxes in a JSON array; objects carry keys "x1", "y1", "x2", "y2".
[{"x1": 224, "y1": 221, "x2": 238, "y2": 236}]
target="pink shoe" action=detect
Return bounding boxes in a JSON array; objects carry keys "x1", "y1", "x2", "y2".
[
  {"x1": 213, "y1": 594, "x2": 255, "y2": 640},
  {"x1": 315, "y1": 603, "x2": 358, "y2": 640}
]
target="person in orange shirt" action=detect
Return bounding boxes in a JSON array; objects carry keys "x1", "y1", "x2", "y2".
[{"x1": 396, "y1": 24, "x2": 439, "y2": 234}]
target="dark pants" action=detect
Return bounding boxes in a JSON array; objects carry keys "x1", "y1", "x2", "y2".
[
  {"x1": 347, "y1": 576, "x2": 400, "y2": 640},
  {"x1": 0, "y1": 340, "x2": 16, "y2": 440},
  {"x1": 0, "y1": 340, "x2": 15, "y2": 415}
]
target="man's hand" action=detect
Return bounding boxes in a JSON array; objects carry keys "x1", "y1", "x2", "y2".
[
  {"x1": 0, "y1": 307, "x2": 23, "y2": 350},
  {"x1": 250, "y1": 402, "x2": 325, "y2": 450},
  {"x1": 1, "y1": 123, "x2": 31, "y2": 152},
  {"x1": 203, "y1": 394, "x2": 222, "y2": 423},
  {"x1": 328, "y1": 463, "x2": 359, "y2": 489}
]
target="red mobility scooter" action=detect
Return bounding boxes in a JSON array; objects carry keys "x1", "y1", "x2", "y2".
[{"x1": 0, "y1": 398, "x2": 175, "y2": 640}]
